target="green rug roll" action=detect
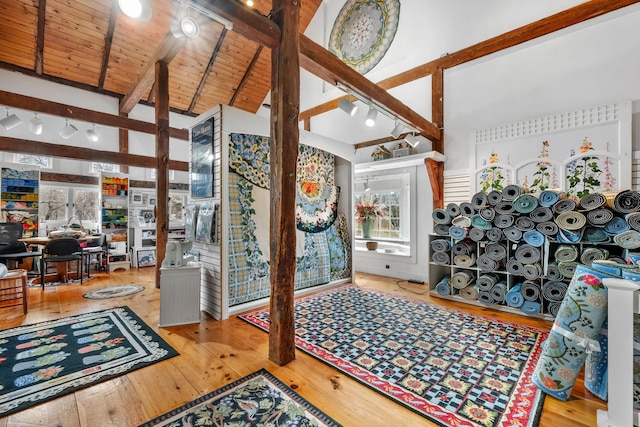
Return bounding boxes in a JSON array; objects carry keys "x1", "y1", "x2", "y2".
[
  {"x1": 580, "y1": 247, "x2": 609, "y2": 266},
  {"x1": 557, "y1": 261, "x2": 579, "y2": 278},
  {"x1": 514, "y1": 194, "x2": 539, "y2": 214},
  {"x1": 554, "y1": 245, "x2": 579, "y2": 262}
]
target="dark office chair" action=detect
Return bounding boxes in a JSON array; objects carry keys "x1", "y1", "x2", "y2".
[
  {"x1": 0, "y1": 222, "x2": 42, "y2": 272},
  {"x1": 82, "y1": 234, "x2": 108, "y2": 277},
  {"x1": 40, "y1": 237, "x2": 83, "y2": 289}
]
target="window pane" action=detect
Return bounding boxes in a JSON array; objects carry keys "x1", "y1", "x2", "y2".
[
  {"x1": 74, "y1": 190, "x2": 99, "y2": 222},
  {"x1": 40, "y1": 188, "x2": 67, "y2": 221}
]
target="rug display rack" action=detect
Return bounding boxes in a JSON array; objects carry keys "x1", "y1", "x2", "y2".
[{"x1": 429, "y1": 187, "x2": 640, "y2": 319}]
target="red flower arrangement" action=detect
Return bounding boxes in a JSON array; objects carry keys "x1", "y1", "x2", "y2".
[{"x1": 355, "y1": 198, "x2": 384, "y2": 223}]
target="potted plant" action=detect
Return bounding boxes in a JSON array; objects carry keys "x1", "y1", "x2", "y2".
[{"x1": 355, "y1": 197, "x2": 384, "y2": 239}]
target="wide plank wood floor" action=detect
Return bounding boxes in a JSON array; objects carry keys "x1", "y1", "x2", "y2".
[{"x1": 0, "y1": 269, "x2": 606, "y2": 426}]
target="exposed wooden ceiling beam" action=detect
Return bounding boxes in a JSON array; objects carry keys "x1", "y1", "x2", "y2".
[
  {"x1": 119, "y1": 32, "x2": 187, "y2": 114},
  {"x1": 0, "y1": 90, "x2": 189, "y2": 140},
  {"x1": 299, "y1": 35, "x2": 441, "y2": 142},
  {"x1": 188, "y1": 28, "x2": 229, "y2": 113},
  {"x1": 191, "y1": 0, "x2": 280, "y2": 48},
  {"x1": 98, "y1": 1, "x2": 119, "y2": 89},
  {"x1": 34, "y1": 0, "x2": 46, "y2": 75},
  {"x1": 230, "y1": 45, "x2": 263, "y2": 106},
  {"x1": 299, "y1": 0, "x2": 640, "y2": 123},
  {"x1": 353, "y1": 133, "x2": 411, "y2": 150}
]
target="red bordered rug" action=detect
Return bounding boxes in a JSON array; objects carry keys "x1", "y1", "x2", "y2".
[{"x1": 239, "y1": 286, "x2": 548, "y2": 427}]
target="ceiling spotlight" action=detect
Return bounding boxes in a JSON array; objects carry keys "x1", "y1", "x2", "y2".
[
  {"x1": 365, "y1": 106, "x2": 377, "y2": 127},
  {"x1": 338, "y1": 97, "x2": 358, "y2": 116},
  {"x1": 59, "y1": 119, "x2": 78, "y2": 139},
  {"x1": 29, "y1": 113, "x2": 43, "y2": 135},
  {"x1": 179, "y1": 16, "x2": 200, "y2": 38},
  {"x1": 404, "y1": 133, "x2": 420, "y2": 148},
  {"x1": 86, "y1": 124, "x2": 100, "y2": 143},
  {"x1": 118, "y1": 0, "x2": 151, "y2": 20},
  {"x1": 246, "y1": 0, "x2": 254, "y2": 6},
  {"x1": 0, "y1": 108, "x2": 23, "y2": 131},
  {"x1": 390, "y1": 121, "x2": 405, "y2": 138}
]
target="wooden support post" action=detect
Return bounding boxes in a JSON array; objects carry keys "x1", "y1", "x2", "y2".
[
  {"x1": 155, "y1": 61, "x2": 170, "y2": 288},
  {"x1": 430, "y1": 67, "x2": 445, "y2": 208},
  {"x1": 269, "y1": 0, "x2": 300, "y2": 366},
  {"x1": 425, "y1": 159, "x2": 444, "y2": 210},
  {"x1": 119, "y1": 112, "x2": 129, "y2": 174}
]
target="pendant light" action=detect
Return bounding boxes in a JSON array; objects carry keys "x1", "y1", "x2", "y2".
[
  {"x1": 365, "y1": 105, "x2": 377, "y2": 127},
  {"x1": 59, "y1": 119, "x2": 78, "y2": 139},
  {"x1": 338, "y1": 96, "x2": 358, "y2": 116},
  {"x1": 85, "y1": 124, "x2": 100, "y2": 143},
  {"x1": 0, "y1": 108, "x2": 22, "y2": 131},
  {"x1": 29, "y1": 113, "x2": 43, "y2": 135}
]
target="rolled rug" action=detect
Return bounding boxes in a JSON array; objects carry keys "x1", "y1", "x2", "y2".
[
  {"x1": 626, "y1": 212, "x2": 640, "y2": 231},
  {"x1": 506, "y1": 284, "x2": 525, "y2": 308},
  {"x1": 477, "y1": 291, "x2": 496, "y2": 305},
  {"x1": 556, "y1": 228, "x2": 583, "y2": 244},
  {"x1": 471, "y1": 191, "x2": 489, "y2": 210},
  {"x1": 494, "y1": 201, "x2": 516, "y2": 214},
  {"x1": 580, "y1": 247, "x2": 609, "y2": 266},
  {"x1": 557, "y1": 261, "x2": 579, "y2": 278},
  {"x1": 582, "y1": 226, "x2": 610, "y2": 243},
  {"x1": 468, "y1": 228, "x2": 486, "y2": 242},
  {"x1": 479, "y1": 208, "x2": 495, "y2": 222},
  {"x1": 532, "y1": 265, "x2": 614, "y2": 401},
  {"x1": 515, "y1": 244, "x2": 541, "y2": 264},
  {"x1": 520, "y1": 280, "x2": 541, "y2": 301},
  {"x1": 431, "y1": 251, "x2": 451, "y2": 265},
  {"x1": 538, "y1": 190, "x2": 562, "y2": 207},
  {"x1": 584, "y1": 327, "x2": 608, "y2": 401},
  {"x1": 515, "y1": 216, "x2": 535, "y2": 231},
  {"x1": 452, "y1": 215, "x2": 472, "y2": 228},
  {"x1": 502, "y1": 184, "x2": 522, "y2": 201},
  {"x1": 520, "y1": 300, "x2": 542, "y2": 315},
  {"x1": 432, "y1": 208, "x2": 452, "y2": 224},
  {"x1": 553, "y1": 198, "x2": 577, "y2": 214},
  {"x1": 435, "y1": 275, "x2": 451, "y2": 296},
  {"x1": 494, "y1": 214, "x2": 515, "y2": 229},
  {"x1": 471, "y1": 215, "x2": 492, "y2": 230},
  {"x1": 542, "y1": 280, "x2": 568, "y2": 302},
  {"x1": 452, "y1": 240, "x2": 475, "y2": 255},
  {"x1": 547, "y1": 301, "x2": 562, "y2": 318},
  {"x1": 434, "y1": 224, "x2": 451, "y2": 236},
  {"x1": 430, "y1": 238, "x2": 451, "y2": 253},
  {"x1": 485, "y1": 227, "x2": 503, "y2": 242},
  {"x1": 503, "y1": 227, "x2": 522, "y2": 243},
  {"x1": 484, "y1": 242, "x2": 507, "y2": 261},
  {"x1": 586, "y1": 208, "x2": 614, "y2": 226},
  {"x1": 476, "y1": 254, "x2": 503, "y2": 272},
  {"x1": 547, "y1": 263, "x2": 564, "y2": 281},
  {"x1": 450, "y1": 270, "x2": 475, "y2": 289},
  {"x1": 591, "y1": 259, "x2": 635, "y2": 276},
  {"x1": 536, "y1": 221, "x2": 558, "y2": 236},
  {"x1": 476, "y1": 273, "x2": 499, "y2": 291},
  {"x1": 613, "y1": 229, "x2": 640, "y2": 249},
  {"x1": 490, "y1": 281, "x2": 508, "y2": 303},
  {"x1": 530, "y1": 206, "x2": 553, "y2": 223},
  {"x1": 446, "y1": 202, "x2": 461, "y2": 218},
  {"x1": 603, "y1": 216, "x2": 630, "y2": 235},
  {"x1": 460, "y1": 202, "x2": 476, "y2": 217},
  {"x1": 459, "y1": 284, "x2": 479, "y2": 300},
  {"x1": 487, "y1": 190, "x2": 502, "y2": 206},
  {"x1": 554, "y1": 244, "x2": 579, "y2": 262},
  {"x1": 523, "y1": 229, "x2": 545, "y2": 247},
  {"x1": 506, "y1": 259, "x2": 524, "y2": 276},
  {"x1": 578, "y1": 192, "x2": 607, "y2": 211},
  {"x1": 453, "y1": 253, "x2": 477, "y2": 268},
  {"x1": 604, "y1": 189, "x2": 640, "y2": 213},
  {"x1": 556, "y1": 211, "x2": 587, "y2": 231},
  {"x1": 514, "y1": 194, "x2": 539, "y2": 214},
  {"x1": 522, "y1": 263, "x2": 543, "y2": 280},
  {"x1": 449, "y1": 226, "x2": 468, "y2": 240}
]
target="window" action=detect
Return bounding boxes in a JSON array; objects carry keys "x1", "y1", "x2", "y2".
[
  {"x1": 40, "y1": 185, "x2": 100, "y2": 230},
  {"x1": 40, "y1": 187, "x2": 67, "y2": 221},
  {"x1": 14, "y1": 154, "x2": 52, "y2": 169},
  {"x1": 91, "y1": 162, "x2": 120, "y2": 174}
]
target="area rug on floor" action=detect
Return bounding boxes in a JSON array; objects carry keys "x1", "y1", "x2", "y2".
[
  {"x1": 0, "y1": 306, "x2": 178, "y2": 417},
  {"x1": 240, "y1": 286, "x2": 548, "y2": 427},
  {"x1": 138, "y1": 368, "x2": 342, "y2": 427},
  {"x1": 83, "y1": 285, "x2": 145, "y2": 299}
]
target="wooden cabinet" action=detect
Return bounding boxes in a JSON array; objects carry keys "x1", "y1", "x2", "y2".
[{"x1": 1, "y1": 167, "x2": 39, "y2": 237}]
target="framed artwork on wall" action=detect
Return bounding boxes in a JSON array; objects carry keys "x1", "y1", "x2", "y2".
[{"x1": 191, "y1": 117, "x2": 215, "y2": 199}]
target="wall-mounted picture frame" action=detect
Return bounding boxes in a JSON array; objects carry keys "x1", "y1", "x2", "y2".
[
  {"x1": 148, "y1": 196, "x2": 156, "y2": 206},
  {"x1": 137, "y1": 249, "x2": 156, "y2": 267},
  {"x1": 137, "y1": 215, "x2": 146, "y2": 227},
  {"x1": 131, "y1": 191, "x2": 142, "y2": 205},
  {"x1": 191, "y1": 117, "x2": 214, "y2": 199}
]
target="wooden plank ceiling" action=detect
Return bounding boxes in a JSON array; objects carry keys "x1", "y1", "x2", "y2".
[{"x1": 0, "y1": 0, "x2": 322, "y2": 115}]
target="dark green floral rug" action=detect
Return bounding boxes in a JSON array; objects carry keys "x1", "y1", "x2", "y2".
[{"x1": 138, "y1": 369, "x2": 341, "y2": 427}]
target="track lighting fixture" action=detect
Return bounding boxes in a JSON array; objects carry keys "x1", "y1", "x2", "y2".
[
  {"x1": 338, "y1": 96, "x2": 358, "y2": 116},
  {"x1": 404, "y1": 132, "x2": 420, "y2": 148},
  {"x1": 365, "y1": 105, "x2": 377, "y2": 127},
  {"x1": 0, "y1": 108, "x2": 22, "y2": 131},
  {"x1": 59, "y1": 119, "x2": 78, "y2": 139},
  {"x1": 86, "y1": 124, "x2": 100, "y2": 143},
  {"x1": 179, "y1": 16, "x2": 200, "y2": 38},
  {"x1": 29, "y1": 113, "x2": 43, "y2": 135},
  {"x1": 118, "y1": 0, "x2": 151, "y2": 20},
  {"x1": 390, "y1": 121, "x2": 405, "y2": 138}
]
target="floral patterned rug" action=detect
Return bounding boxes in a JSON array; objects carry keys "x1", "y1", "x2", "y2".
[
  {"x1": 138, "y1": 369, "x2": 342, "y2": 427},
  {"x1": 240, "y1": 286, "x2": 548, "y2": 427}
]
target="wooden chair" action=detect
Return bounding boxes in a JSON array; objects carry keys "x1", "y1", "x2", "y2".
[
  {"x1": 0, "y1": 269, "x2": 28, "y2": 314},
  {"x1": 40, "y1": 237, "x2": 83, "y2": 289}
]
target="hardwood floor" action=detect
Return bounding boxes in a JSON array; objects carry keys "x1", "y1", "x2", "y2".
[{"x1": 0, "y1": 269, "x2": 606, "y2": 426}]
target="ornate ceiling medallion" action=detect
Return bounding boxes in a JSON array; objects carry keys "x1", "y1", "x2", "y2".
[{"x1": 328, "y1": 0, "x2": 401, "y2": 74}]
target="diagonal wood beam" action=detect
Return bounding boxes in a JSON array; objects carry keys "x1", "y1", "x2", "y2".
[
  {"x1": 119, "y1": 32, "x2": 187, "y2": 114},
  {"x1": 230, "y1": 45, "x2": 263, "y2": 106},
  {"x1": 299, "y1": 35, "x2": 441, "y2": 143},
  {"x1": 34, "y1": 0, "x2": 46, "y2": 74},
  {"x1": 98, "y1": 1, "x2": 119, "y2": 89},
  {"x1": 188, "y1": 27, "x2": 228, "y2": 113}
]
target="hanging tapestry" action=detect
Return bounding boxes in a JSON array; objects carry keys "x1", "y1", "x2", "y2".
[{"x1": 328, "y1": 0, "x2": 401, "y2": 74}]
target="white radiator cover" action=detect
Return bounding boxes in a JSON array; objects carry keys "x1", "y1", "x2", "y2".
[{"x1": 159, "y1": 262, "x2": 203, "y2": 327}]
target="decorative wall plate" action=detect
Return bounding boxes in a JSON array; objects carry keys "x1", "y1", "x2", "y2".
[{"x1": 328, "y1": 0, "x2": 401, "y2": 74}]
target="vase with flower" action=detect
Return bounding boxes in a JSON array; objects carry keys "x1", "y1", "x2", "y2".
[{"x1": 355, "y1": 197, "x2": 384, "y2": 239}]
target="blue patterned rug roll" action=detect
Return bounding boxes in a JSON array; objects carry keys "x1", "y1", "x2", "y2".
[
  {"x1": 449, "y1": 226, "x2": 468, "y2": 240},
  {"x1": 583, "y1": 226, "x2": 610, "y2": 243},
  {"x1": 523, "y1": 229, "x2": 545, "y2": 247},
  {"x1": 532, "y1": 265, "x2": 613, "y2": 401},
  {"x1": 514, "y1": 194, "x2": 539, "y2": 214},
  {"x1": 584, "y1": 326, "x2": 608, "y2": 401},
  {"x1": 556, "y1": 228, "x2": 583, "y2": 243},
  {"x1": 432, "y1": 208, "x2": 452, "y2": 224},
  {"x1": 506, "y1": 284, "x2": 524, "y2": 308},
  {"x1": 435, "y1": 275, "x2": 451, "y2": 296},
  {"x1": 539, "y1": 190, "x2": 561, "y2": 207},
  {"x1": 604, "y1": 216, "x2": 630, "y2": 235},
  {"x1": 520, "y1": 300, "x2": 542, "y2": 315}
]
